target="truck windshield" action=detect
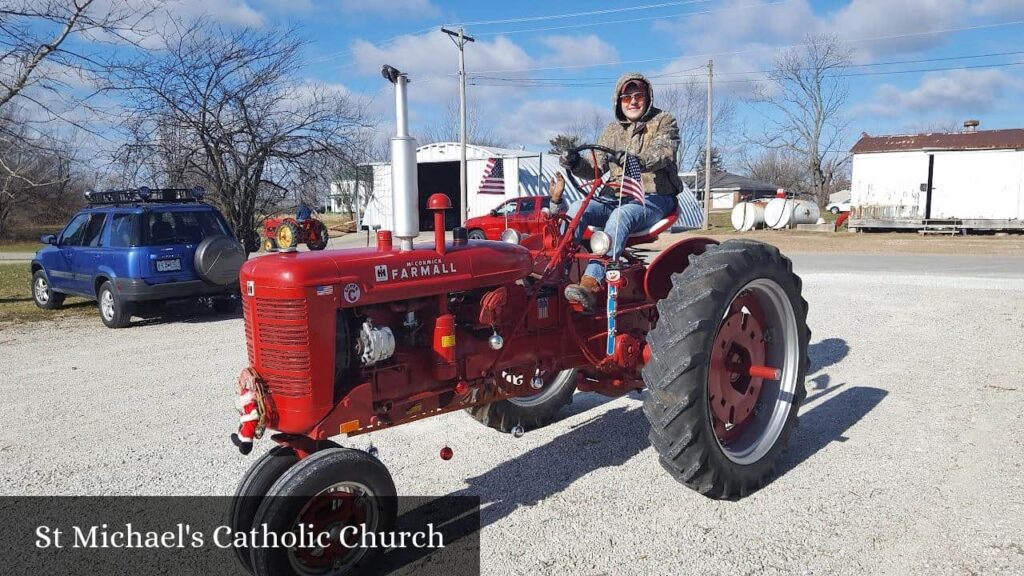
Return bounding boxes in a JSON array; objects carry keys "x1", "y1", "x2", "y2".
[{"x1": 144, "y1": 210, "x2": 229, "y2": 245}]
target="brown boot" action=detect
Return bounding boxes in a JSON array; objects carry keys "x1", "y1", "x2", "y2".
[{"x1": 564, "y1": 274, "x2": 602, "y2": 312}]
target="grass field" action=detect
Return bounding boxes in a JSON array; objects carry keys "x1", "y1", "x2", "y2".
[
  {"x1": 0, "y1": 242, "x2": 42, "y2": 253},
  {"x1": 0, "y1": 263, "x2": 95, "y2": 324}
]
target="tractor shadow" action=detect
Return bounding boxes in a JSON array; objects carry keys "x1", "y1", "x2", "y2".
[
  {"x1": 773, "y1": 385, "x2": 888, "y2": 481},
  {"x1": 380, "y1": 404, "x2": 650, "y2": 574},
  {"x1": 808, "y1": 337, "x2": 850, "y2": 373}
]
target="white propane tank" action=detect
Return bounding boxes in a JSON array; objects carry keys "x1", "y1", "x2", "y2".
[
  {"x1": 791, "y1": 200, "x2": 821, "y2": 226},
  {"x1": 730, "y1": 201, "x2": 766, "y2": 231},
  {"x1": 764, "y1": 197, "x2": 794, "y2": 229}
]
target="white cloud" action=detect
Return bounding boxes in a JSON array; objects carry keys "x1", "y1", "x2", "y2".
[
  {"x1": 155, "y1": 0, "x2": 265, "y2": 27},
  {"x1": 350, "y1": 32, "x2": 535, "y2": 104},
  {"x1": 971, "y1": 0, "x2": 1024, "y2": 17},
  {"x1": 855, "y1": 69, "x2": 1024, "y2": 117},
  {"x1": 537, "y1": 35, "x2": 619, "y2": 69},
  {"x1": 826, "y1": 0, "x2": 969, "y2": 59},
  {"x1": 339, "y1": 0, "x2": 439, "y2": 18},
  {"x1": 493, "y1": 98, "x2": 607, "y2": 149}
]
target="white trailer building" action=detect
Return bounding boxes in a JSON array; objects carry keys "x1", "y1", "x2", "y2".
[{"x1": 849, "y1": 124, "x2": 1024, "y2": 232}]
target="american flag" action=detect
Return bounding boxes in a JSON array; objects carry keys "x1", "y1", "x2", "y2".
[
  {"x1": 619, "y1": 153, "x2": 645, "y2": 205},
  {"x1": 478, "y1": 157, "x2": 505, "y2": 194}
]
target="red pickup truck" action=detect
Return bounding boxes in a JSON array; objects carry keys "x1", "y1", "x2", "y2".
[{"x1": 464, "y1": 196, "x2": 552, "y2": 240}]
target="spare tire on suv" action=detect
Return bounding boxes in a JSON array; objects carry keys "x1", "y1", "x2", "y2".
[{"x1": 194, "y1": 234, "x2": 246, "y2": 286}]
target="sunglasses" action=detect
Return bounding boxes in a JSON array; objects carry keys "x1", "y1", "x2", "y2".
[{"x1": 619, "y1": 92, "x2": 647, "y2": 103}]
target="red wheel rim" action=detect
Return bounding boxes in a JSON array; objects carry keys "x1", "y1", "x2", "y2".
[
  {"x1": 709, "y1": 290, "x2": 768, "y2": 443},
  {"x1": 291, "y1": 487, "x2": 371, "y2": 570}
]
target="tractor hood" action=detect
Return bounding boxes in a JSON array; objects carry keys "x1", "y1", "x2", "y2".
[{"x1": 240, "y1": 241, "x2": 534, "y2": 306}]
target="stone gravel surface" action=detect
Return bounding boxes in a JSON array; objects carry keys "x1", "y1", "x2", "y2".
[{"x1": 1, "y1": 253, "x2": 1022, "y2": 575}]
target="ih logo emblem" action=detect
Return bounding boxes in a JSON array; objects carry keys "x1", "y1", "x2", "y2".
[{"x1": 375, "y1": 265, "x2": 388, "y2": 282}]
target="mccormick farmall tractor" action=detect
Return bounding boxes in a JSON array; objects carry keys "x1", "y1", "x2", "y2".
[
  {"x1": 261, "y1": 213, "x2": 330, "y2": 252},
  {"x1": 229, "y1": 66, "x2": 809, "y2": 575}
]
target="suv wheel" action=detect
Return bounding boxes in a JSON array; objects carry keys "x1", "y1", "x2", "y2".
[
  {"x1": 31, "y1": 270, "x2": 65, "y2": 310},
  {"x1": 98, "y1": 281, "x2": 132, "y2": 328}
]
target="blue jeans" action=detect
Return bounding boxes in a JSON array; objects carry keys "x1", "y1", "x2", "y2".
[{"x1": 565, "y1": 194, "x2": 677, "y2": 280}]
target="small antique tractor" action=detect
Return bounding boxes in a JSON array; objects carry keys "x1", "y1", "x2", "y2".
[
  {"x1": 229, "y1": 66, "x2": 810, "y2": 575},
  {"x1": 261, "y1": 214, "x2": 329, "y2": 252}
]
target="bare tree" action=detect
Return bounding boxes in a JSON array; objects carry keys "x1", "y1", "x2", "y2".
[
  {"x1": 564, "y1": 110, "x2": 605, "y2": 145},
  {"x1": 658, "y1": 77, "x2": 736, "y2": 171},
  {"x1": 419, "y1": 98, "x2": 506, "y2": 148},
  {"x1": 904, "y1": 120, "x2": 962, "y2": 134},
  {"x1": 111, "y1": 19, "x2": 374, "y2": 251},
  {"x1": 755, "y1": 34, "x2": 852, "y2": 206},
  {"x1": 0, "y1": 106, "x2": 80, "y2": 236},
  {"x1": 0, "y1": 1, "x2": 153, "y2": 233},
  {"x1": 737, "y1": 148, "x2": 808, "y2": 196}
]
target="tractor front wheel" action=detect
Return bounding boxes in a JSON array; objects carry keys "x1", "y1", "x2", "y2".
[
  {"x1": 262, "y1": 237, "x2": 277, "y2": 252},
  {"x1": 642, "y1": 240, "x2": 809, "y2": 499},
  {"x1": 276, "y1": 221, "x2": 300, "y2": 249},
  {"x1": 230, "y1": 441, "x2": 340, "y2": 574},
  {"x1": 249, "y1": 447, "x2": 396, "y2": 576},
  {"x1": 467, "y1": 368, "x2": 577, "y2": 433}
]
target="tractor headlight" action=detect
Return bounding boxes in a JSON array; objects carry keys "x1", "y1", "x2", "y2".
[
  {"x1": 500, "y1": 229, "x2": 521, "y2": 245},
  {"x1": 590, "y1": 230, "x2": 611, "y2": 256}
]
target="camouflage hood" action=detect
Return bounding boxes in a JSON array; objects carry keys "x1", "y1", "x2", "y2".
[{"x1": 613, "y1": 72, "x2": 654, "y2": 122}]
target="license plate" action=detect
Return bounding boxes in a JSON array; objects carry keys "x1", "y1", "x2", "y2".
[{"x1": 156, "y1": 258, "x2": 181, "y2": 272}]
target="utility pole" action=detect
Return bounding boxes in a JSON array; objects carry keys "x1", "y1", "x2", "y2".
[
  {"x1": 441, "y1": 27, "x2": 475, "y2": 225},
  {"x1": 703, "y1": 59, "x2": 713, "y2": 230}
]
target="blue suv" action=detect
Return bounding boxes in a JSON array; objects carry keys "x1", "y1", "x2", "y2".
[{"x1": 31, "y1": 187, "x2": 246, "y2": 328}]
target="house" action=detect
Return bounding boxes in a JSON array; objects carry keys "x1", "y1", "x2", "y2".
[
  {"x1": 686, "y1": 171, "x2": 781, "y2": 210},
  {"x1": 849, "y1": 122, "x2": 1024, "y2": 232}
]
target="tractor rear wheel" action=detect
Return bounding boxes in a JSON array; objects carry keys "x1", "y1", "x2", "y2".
[
  {"x1": 276, "y1": 221, "x2": 299, "y2": 249},
  {"x1": 230, "y1": 441, "x2": 340, "y2": 574},
  {"x1": 249, "y1": 447, "x2": 396, "y2": 576},
  {"x1": 306, "y1": 221, "x2": 329, "y2": 250},
  {"x1": 642, "y1": 240, "x2": 809, "y2": 499},
  {"x1": 467, "y1": 368, "x2": 576, "y2": 433}
]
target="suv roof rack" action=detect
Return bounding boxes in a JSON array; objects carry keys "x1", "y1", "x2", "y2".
[{"x1": 85, "y1": 187, "x2": 206, "y2": 206}]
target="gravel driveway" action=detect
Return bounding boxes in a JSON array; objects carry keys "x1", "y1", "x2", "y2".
[{"x1": 1, "y1": 253, "x2": 1022, "y2": 575}]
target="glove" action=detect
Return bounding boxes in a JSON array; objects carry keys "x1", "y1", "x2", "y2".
[{"x1": 559, "y1": 149, "x2": 581, "y2": 170}]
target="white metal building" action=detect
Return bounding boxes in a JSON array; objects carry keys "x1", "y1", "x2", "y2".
[
  {"x1": 356, "y1": 142, "x2": 546, "y2": 231},
  {"x1": 849, "y1": 125, "x2": 1024, "y2": 231},
  {"x1": 353, "y1": 141, "x2": 704, "y2": 232}
]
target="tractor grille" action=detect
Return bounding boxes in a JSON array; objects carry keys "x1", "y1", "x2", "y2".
[{"x1": 248, "y1": 297, "x2": 312, "y2": 398}]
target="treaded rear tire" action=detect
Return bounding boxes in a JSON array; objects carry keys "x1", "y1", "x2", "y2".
[
  {"x1": 467, "y1": 368, "x2": 576, "y2": 433},
  {"x1": 642, "y1": 239, "x2": 810, "y2": 499}
]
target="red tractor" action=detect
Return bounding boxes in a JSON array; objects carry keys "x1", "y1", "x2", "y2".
[
  {"x1": 261, "y1": 214, "x2": 329, "y2": 252},
  {"x1": 229, "y1": 66, "x2": 810, "y2": 575}
]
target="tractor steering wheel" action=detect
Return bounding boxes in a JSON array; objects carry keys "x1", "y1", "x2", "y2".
[{"x1": 562, "y1": 144, "x2": 621, "y2": 196}]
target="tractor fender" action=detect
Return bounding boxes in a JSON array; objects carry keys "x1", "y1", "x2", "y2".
[{"x1": 643, "y1": 236, "x2": 719, "y2": 301}]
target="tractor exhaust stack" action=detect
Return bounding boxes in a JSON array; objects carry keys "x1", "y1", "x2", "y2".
[{"x1": 382, "y1": 64, "x2": 419, "y2": 251}]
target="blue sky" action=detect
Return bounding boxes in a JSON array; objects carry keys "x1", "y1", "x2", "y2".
[{"x1": 64, "y1": 0, "x2": 1024, "y2": 167}]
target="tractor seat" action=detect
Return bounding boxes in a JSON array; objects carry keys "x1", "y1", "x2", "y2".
[{"x1": 584, "y1": 206, "x2": 680, "y2": 246}]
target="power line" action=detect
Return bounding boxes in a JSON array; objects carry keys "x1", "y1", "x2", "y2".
[
  {"x1": 468, "y1": 50, "x2": 1024, "y2": 86},
  {"x1": 470, "y1": 60, "x2": 1024, "y2": 89},
  {"x1": 472, "y1": 20, "x2": 1024, "y2": 74},
  {"x1": 443, "y1": 0, "x2": 712, "y2": 27},
  {"x1": 468, "y1": 0, "x2": 793, "y2": 37}
]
